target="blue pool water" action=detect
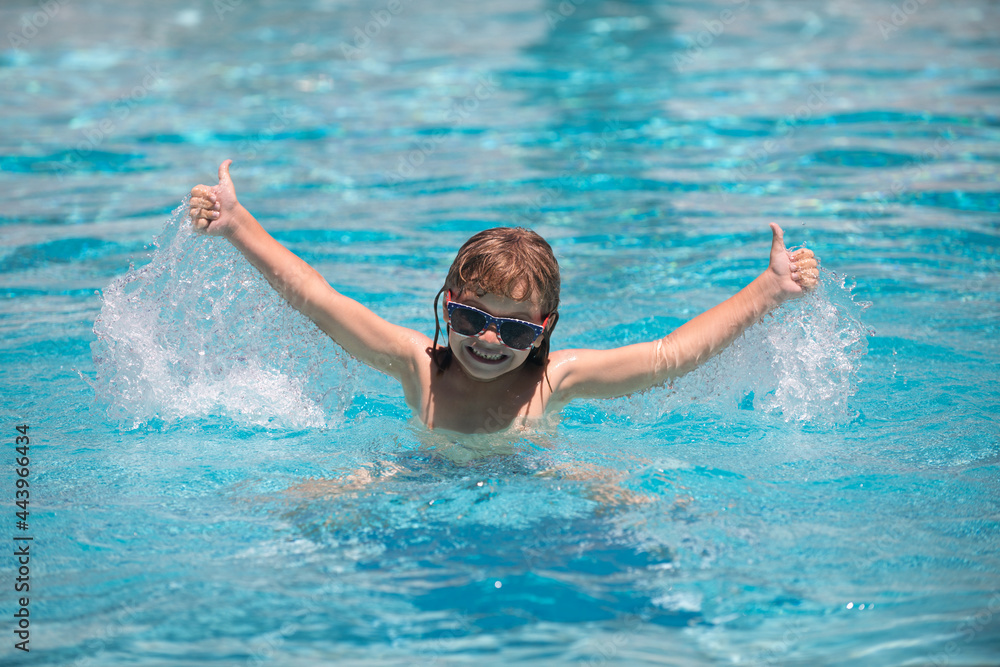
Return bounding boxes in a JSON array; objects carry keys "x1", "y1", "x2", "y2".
[{"x1": 2, "y1": 0, "x2": 999, "y2": 664}]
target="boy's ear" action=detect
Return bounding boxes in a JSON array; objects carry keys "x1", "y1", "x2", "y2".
[
  {"x1": 533, "y1": 311, "x2": 556, "y2": 348},
  {"x1": 544, "y1": 310, "x2": 558, "y2": 333}
]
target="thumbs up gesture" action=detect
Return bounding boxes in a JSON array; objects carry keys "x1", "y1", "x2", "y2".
[
  {"x1": 189, "y1": 159, "x2": 243, "y2": 238},
  {"x1": 767, "y1": 223, "x2": 819, "y2": 300}
]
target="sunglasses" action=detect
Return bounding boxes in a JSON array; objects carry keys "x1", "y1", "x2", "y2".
[{"x1": 446, "y1": 298, "x2": 547, "y2": 351}]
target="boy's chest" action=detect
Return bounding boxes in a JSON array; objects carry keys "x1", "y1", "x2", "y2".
[{"x1": 422, "y1": 370, "x2": 548, "y2": 434}]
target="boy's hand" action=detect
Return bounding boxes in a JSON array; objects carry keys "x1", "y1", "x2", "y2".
[
  {"x1": 189, "y1": 159, "x2": 242, "y2": 237},
  {"x1": 767, "y1": 223, "x2": 819, "y2": 300}
]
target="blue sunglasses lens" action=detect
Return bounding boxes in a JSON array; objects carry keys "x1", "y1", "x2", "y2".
[
  {"x1": 449, "y1": 305, "x2": 540, "y2": 350},
  {"x1": 449, "y1": 306, "x2": 487, "y2": 336}
]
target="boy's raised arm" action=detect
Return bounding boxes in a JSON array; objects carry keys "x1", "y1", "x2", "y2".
[
  {"x1": 546, "y1": 224, "x2": 819, "y2": 404},
  {"x1": 188, "y1": 160, "x2": 428, "y2": 380}
]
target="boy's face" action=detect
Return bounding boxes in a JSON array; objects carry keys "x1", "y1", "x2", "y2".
[{"x1": 445, "y1": 290, "x2": 545, "y2": 382}]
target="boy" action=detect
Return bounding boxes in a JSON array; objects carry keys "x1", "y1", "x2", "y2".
[{"x1": 189, "y1": 160, "x2": 819, "y2": 434}]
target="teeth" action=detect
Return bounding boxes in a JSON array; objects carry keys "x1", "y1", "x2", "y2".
[{"x1": 471, "y1": 348, "x2": 503, "y2": 361}]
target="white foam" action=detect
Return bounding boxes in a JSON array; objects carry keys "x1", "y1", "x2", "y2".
[
  {"x1": 617, "y1": 270, "x2": 872, "y2": 425},
  {"x1": 91, "y1": 200, "x2": 344, "y2": 430}
]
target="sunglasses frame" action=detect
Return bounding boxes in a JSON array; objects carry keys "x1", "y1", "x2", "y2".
[{"x1": 445, "y1": 294, "x2": 547, "y2": 351}]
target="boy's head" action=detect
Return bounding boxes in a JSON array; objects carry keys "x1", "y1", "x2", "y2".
[
  {"x1": 445, "y1": 227, "x2": 560, "y2": 315},
  {"x1": 433, "y1": 227, "x2": 560, "y2": 375}
]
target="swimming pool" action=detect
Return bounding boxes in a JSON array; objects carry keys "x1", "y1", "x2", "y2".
[{"x1": 2, "y1": 0, "x2": 998, "y2": 664}]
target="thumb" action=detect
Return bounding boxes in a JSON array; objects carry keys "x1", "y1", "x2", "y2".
[
  {"x1": 218, "y1": 159, "x2": 234, "y2": 189},
  {"x1": 769, "y1": 222, "x2": 785, "y2": 255}
]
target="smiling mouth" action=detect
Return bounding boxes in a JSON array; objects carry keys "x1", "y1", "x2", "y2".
[{"x1": 466, "y1": 345, "x2": 507, "y2": 364}]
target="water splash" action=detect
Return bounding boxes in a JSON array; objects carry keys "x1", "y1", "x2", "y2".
[
  {"x1": 91, "y1": 202, "x2": 872, "y2": 430},
  {"x1": 91, "y1": 200, "x2": 348, "y2": 430},
  {"x1": 738, "y1": 271, "x2": 871, "y2": 422},
  {"x1": 624, "y1": 270, "x2": 873, "y2": 425}
]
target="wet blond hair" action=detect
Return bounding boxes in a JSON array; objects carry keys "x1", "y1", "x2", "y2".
[{"x1": 432, "y1": 227, "x2": 560, "y2": 372}]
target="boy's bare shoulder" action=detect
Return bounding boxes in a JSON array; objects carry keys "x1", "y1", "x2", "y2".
[
  {"x1": 543, "y1": 347, "x2": 585, "y2": 388},
  {"x1": 547, "y1": 347, "x2": 579, "y2": 364}
]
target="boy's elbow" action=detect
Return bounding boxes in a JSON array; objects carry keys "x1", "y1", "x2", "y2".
[
  {"x1": 277, "y1": 265, "x2": 327, "y2": 314},
  {"x1": 652, "y1": 338, "x2": 676, "y2": 381},
  {"x1": 653, "y1": 336, "x2": 700, "y2": 382}
]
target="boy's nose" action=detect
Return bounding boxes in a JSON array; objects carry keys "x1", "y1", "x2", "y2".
[{"x1": 478, "y1": 324, "x2": 502, "y2": 345}]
